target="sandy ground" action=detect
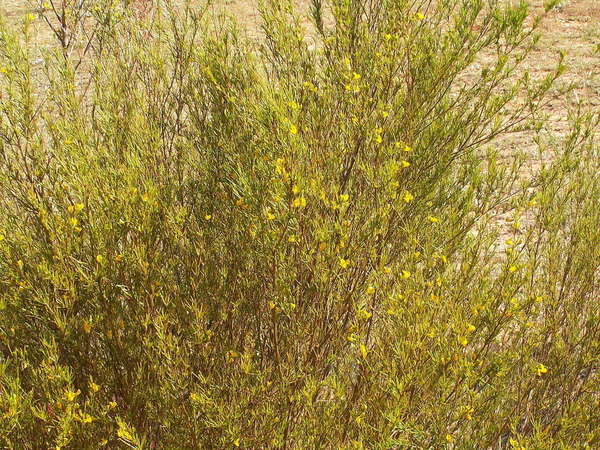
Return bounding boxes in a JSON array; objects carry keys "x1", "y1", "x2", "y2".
[{"x1": 2, "y1": 0, "x2": 597, "y2": 105}]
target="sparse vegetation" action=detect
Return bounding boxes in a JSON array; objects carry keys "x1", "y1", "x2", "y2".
[{"x1": 0, "y1": 0, "x2": 598, "y2": 448}]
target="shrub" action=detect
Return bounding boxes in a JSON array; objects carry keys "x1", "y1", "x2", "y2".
[{"x1": 0, "y1": 0, "x2": 597, "y2": 448}]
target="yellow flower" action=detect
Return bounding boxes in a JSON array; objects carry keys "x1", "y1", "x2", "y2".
[
  {"x1": 445, "y1": 433, "x2": 454, "y2": 443},
  {"x1": 289, "y1": 124, "x2": 298, "y2": 135},
  {"x1": 25, "y1": 13, "x2": 36, "y2": 22},
  {"x1": 266, "y1": 212, "x2": 276, "y2": 220},
  {"x1": 70, "y1": 217, "x2": 79, "y2": 227},
  {"x1": 17, "y1": 260, "x2": 24, "y2": 270},
  {"x1": 401, "y1": 270, "x2": 411, "y2": 279},
  {"x1": 96, "y1": 255, "x2": 105, "y2": 264},
  {"x1": 89, "y1": 380, "x2": 100, "y2": 393},
  {"x1": 509, "y1": 265, "x2": 518, "y2": 273},
  {"x1": 359, "y1": 343, "x2": 368, "y2": 359},
  {"x1": 401, "y1": 160, "x2": 410, "y2": 168},
  {"x1": 357, "y1": 309, "x2": 372, "y2": 320},
  {"x1": 318, "y1": 242, "x2": 327, "y2": 251},
  {"x1": 75, "y1": 203, "x2": 85, "y2": 212},
  {"x1": 353, "y1": 72, "x2": 361, "y2": 80},
  {"x1": 81, "y1": 414, "x2": 94, "y2": 424},
  {"x1": 464, "y1": 406, "x2": 474, "y2": 420},
  {"x1": 375, "y1": 135, "x2": 383, "y2": 144},
  {"x1": 466, "y1": 323, "x2": 476, "y2": 333},
  {"x1": 384, "y1": 33, "x2": 392, "y2": 41},
  {"x1": 366, "y1": 285, "x2": 375, "y2": 295},
  {"x1": 82, "y1": 320, "x2": 91, "y2": 334},
  {"x1": 234, "y1": 438, "x2": 241, "y2": 447},
  {"x1": 288, "y1": 235, "x2": 297, "y2": 243},
  {"x1": 108, "y1": 401, "x2": 117, "y2": 409},
  {"x1": 458, "y1": 336, "x2": 468, "y2": 347},
  {"x1": 402, "y1": 191, "x2": 414, "y2": 203},
  {"x1": 65, "y1": 389, "x2": 80, "y2": 402},
  {"x1": 339, "y1": 258, "x2": 350, "y2": 269},
  {"x1": 536, "y1": 363, "x2": 548, "y2": 376},
  {"x1": 428, "y1": 216, "x2": 439, "y2": 223},
  {"x1": 303, "y1": 81, "x2": 318, "y2": 92},
  {"x1": 116, "y1": 419, "x2": 134, "y2": 441},
  {"x1": 204, "y1": 214, "x2": 212, "y2": 221},
  {"x1": 416, "y1": 12, "x2": 425, "y2": 20},
  {"x1": 340, "y1": 194, "x2": 349, "y2": 203},
  {"x1": 292, "y1": 196, "x2": 306, "y2": 208}
]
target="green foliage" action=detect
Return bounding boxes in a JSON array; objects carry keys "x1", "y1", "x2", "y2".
[{"x1": 0, "y1": 0, "x2": 598, "y2": 448}]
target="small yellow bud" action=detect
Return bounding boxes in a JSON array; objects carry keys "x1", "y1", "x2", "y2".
[
  {"x1": 359, "y1": 343, "x2": 368, "y2": 359},
  {"x1": 292, "y1": 196, "x2": 307, "y2": 208},
  {"x1": 339, "y1": 258, "x2": 350, "y2": 269},
  {"x1": 536, "y1": 363, "x2": 548, "y2": 376}
]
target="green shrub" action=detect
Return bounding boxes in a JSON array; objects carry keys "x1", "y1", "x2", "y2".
[{"x1": 0, "y1": 0, "x2": 597, "y2": 448}]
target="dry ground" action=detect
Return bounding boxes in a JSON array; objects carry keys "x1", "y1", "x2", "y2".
[{"x1": 2, "y1": 0, "x2": 598, "y2": 109}]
